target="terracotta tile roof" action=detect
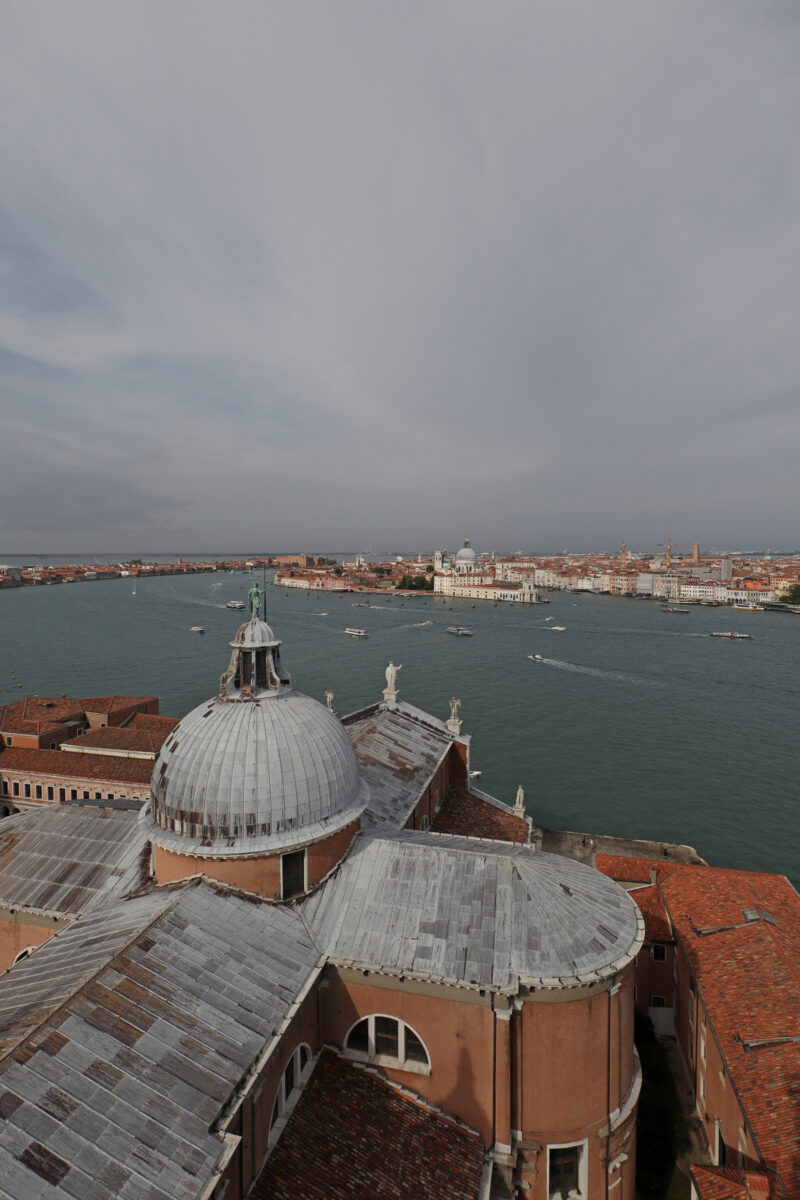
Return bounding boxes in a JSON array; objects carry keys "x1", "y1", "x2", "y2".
[
  {"x1": 252, "y1": 1049, "x2": 484, "y2": 1200},
  {"x1": 0, "y1": 696, "x2": 157, "y2": 736},
  {"x1": 432, "y1": 787, "x2": 527, "y2": 843},
  {"x1": 0, "y1": 697, "x2": 84, "y2": 735},
  {"x1": 629, "y1": 884, "x2": 672, "y2": 943},
  {"x1": 661, "y1": 866, "x2": 800, "y2": 1195},
  {"x1": 690, "y1": 1165, "x2": 776, "y2": 1200},
  {"x1": 596, "y1": 853, "x2": 678, "y2": 884},
  {"x1": 61, "y1": 722, "x2": 176, "y2": 756},
  {"x1": 126, "y1": 713, "x2": 179, "y2": 733},
  {"x1": 0, "y1": 747, "x2": 153, "y2": 786}
]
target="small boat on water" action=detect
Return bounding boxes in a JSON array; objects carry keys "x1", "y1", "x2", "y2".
[
  {"x1": 710, "y1": 631, "x2": 753, "y2": 639},
  {"x1": 226, "y1": 600, "x2": 246, "y2": 610},
  {"x1": 446, "y1": 626, "x2": 473, "y2": 636},
  {"x1": 529, "y1": 654, "x2": 544, "y2": 661},
  {"x1": 345, "y1": 627, "x2": 368, "y2": 638},
  {"x1": 551, "y1": 626, "x2": 566, "y2": 631},
  {"x1": 190, "y1": 626, "x2": 205, "y2": 634},
  {"x1": 353, "y1": 602, "x2": 370, "y2": 608},
  {"x1": 661, "y1": 606, "x2": 690, "y2": 614}
]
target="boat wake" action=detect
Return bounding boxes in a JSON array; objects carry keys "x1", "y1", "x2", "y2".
[{"x1": 529, "y1": 656, "x2": 655, "y2": 685}]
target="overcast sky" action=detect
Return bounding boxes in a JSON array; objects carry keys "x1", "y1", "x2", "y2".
[{"x1": 2, "y1": 2, "x2": 799, "y2": 555}]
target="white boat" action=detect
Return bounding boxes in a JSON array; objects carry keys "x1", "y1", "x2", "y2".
[
  {"x1": 226, "y1": 600, "x2": 246, "y2": 610},
  {"x1": 529, "y1": 654, "x2": 544, "y2": 661},
  {"x1": 710, "y1": 631, "x2": 753, "y2": 639},
  {"x1": 551, "y1": 626, "x2": 566, "y2": 631},
  {"x1": 345, "y1": 627, "x2": 368, "y2": 638},
  {"x1": 132, "y1": 582, "x2": 136, "y2": 595},
  {"x1": 190, "y1": 625, "x2": 205, "y2": 634},
  {"x1": 446, "y1": 626, "x2": 473, "y2": 636}
]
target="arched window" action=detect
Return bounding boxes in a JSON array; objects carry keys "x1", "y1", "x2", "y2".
[
  {"x1": 269, "y1": 1043, "x2": 312, "y2": 1144},
  {"x1": 344, "y1": 1015, "x2": 430, "y2": 1074}
]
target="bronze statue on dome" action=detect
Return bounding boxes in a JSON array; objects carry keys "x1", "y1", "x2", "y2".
[{"x1": 248, "y1": 581, "x2": 262, "y2": 618}]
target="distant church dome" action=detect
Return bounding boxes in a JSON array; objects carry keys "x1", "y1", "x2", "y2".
[
  {"x1": 454, "y1": 538, "x2": 478, "y2": 572},
  {"x1": 150, "y1": 611, "x2": 368, "y2": 858}
]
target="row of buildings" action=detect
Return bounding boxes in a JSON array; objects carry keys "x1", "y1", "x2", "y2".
[{"x1": 0, "y1": 609, "x2": 797, "y2": 1197}]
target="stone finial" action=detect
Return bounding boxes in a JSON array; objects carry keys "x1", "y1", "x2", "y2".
[
  {"x1": 383, "y1": 661, "x2": 402, "y2": 704},
  {"x1": 446, "y1": 696, "x2": 462, "y2": 735},
  {"x1": 514, "y1": 786, "x2": 525, "y2": 817},
  {"x1": 324, "y1": 689, "x2": 334, "y2": 713}
]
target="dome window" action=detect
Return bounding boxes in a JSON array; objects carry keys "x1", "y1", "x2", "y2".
[{"x1": 282, "y1": 849, "x2": 306, "y2": 900}]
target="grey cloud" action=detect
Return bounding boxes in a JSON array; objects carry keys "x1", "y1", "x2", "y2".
[{"x1": 1, "y1": 1, "x2": 799, "y2": 552}]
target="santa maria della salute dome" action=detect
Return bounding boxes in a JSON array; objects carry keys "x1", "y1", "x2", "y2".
[{"x1": 150, "y1": 615, "x2": 368, "y2": 854}]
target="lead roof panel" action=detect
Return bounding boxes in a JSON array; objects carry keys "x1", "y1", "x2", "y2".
[
  {"x1": 346, "y1": 704, "x2": 452, "y2": 830},
  {"x1": 0, "y1": 808, "x2": 148, "y2": 915},
  {"x1": 0, "y1": 883, "x2": 320, "y2": 1199}
]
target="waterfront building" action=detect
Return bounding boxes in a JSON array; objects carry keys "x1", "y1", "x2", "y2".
[
  {"x1": 434, "y1": 539, "x2": 543, "y2": 603},
  {"x1": 0, "y1": 697, "x2": 172, "y2": 816},
  {"x1": 0, "y1": 613, "x2": 643, "y2": 1199}
]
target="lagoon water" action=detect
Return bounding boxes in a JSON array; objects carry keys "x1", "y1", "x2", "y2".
[{"x1": 2, "y1": 571, "x2": 798, "y2": 882}]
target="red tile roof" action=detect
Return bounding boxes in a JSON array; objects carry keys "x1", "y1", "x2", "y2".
[
  {"x1": 62, "y1": 721, "x2": 177, "y2": 756},
  {"x1": 0, "y1": 747, "x2": 153, "y2": 786},
  {"x1": 126, "y1": 713, "x2": 178, "y2": 734},
  {"x1": 661, "y1": 866, "x2": 800, "y2": 1195},
  {"x1": 0, "y1": 696, "x2": 157, "y2": 736},
  {"x1": 252, "y1": 1049, "x2": 484, "y2": 1200},
  {"x1": 596, "y1": 853, "x2": 678, "y2": 884},
  {"x1": 690, "y1": 1166, "x2": 776, "y2": 1200},
  {"x1": 432, "y1": 787, "x2": 527, "y2": 843},
  {"x1": 629, "y1": 884, "x2": 672, "y2": 943}
]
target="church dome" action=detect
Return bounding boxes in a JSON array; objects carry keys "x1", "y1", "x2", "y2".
[
  {"x1": 150, "y1": 611, "x2": 368, "y2": 857},
  {"x1": 455, "y1": 538, "x2": 477, "y2": 566}
]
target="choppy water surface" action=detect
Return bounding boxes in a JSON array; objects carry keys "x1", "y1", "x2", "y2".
[{"x1": 2, "y1": 575, "x2": 798, "y2": 881}]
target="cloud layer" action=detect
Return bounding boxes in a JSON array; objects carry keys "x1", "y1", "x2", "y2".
[{"x1": 2, "y1": 1, "x2": 799, "y2": 552}]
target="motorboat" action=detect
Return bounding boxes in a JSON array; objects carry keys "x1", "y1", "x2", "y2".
[
  {"x1": 446, "y1": 626, "x2": 473, "y2": 636},
  {"x1": 345, "y1": 627, "x2": 368, "y2": 638},
  {"x1": 661, "y1": 606, "x2": 690, "y2": 613},
  {"x1": 710, "y1": 631, "x2": 753, "y2": 639},
  {"x1": 529, "y1": 654, "x2": 544, "y2": 661},
  {"x1": 190, "y1": 626, "x2": 205, "y2": 634},
  {"x1": 551, "y1": 626, "x2": 566, "y2": 631},
  {"x1": 226, "y1": 600, "x2": 246, "y2": 610}
]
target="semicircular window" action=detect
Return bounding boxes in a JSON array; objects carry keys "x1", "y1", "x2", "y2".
[{"x1": 344, "y1": 1015, "x2": 430, "y2": 1073}]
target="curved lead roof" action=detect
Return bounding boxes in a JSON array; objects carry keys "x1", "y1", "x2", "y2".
[
  {"x1": 150, "y1": 617, "x2": 367, "y2": 856},
  {"x1": 302, "y1": 831, "x2": 644, "y2": 991}
]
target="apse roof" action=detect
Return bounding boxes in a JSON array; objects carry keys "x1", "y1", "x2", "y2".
[{"x1": 302, "y1": 830, "x2": 643, "y2": 991}]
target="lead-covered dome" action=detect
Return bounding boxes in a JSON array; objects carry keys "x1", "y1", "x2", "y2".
[
  {"x1": 455, "y1": 538, "x2": 477, "y2": 565},
  {"x1": 150, "y1": 613, "x2": 368, "y2": 857}
]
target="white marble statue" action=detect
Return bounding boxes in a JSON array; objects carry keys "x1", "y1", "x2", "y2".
[{"x1": 383, "y1": 661, "x2": 402, "y2": 703}]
